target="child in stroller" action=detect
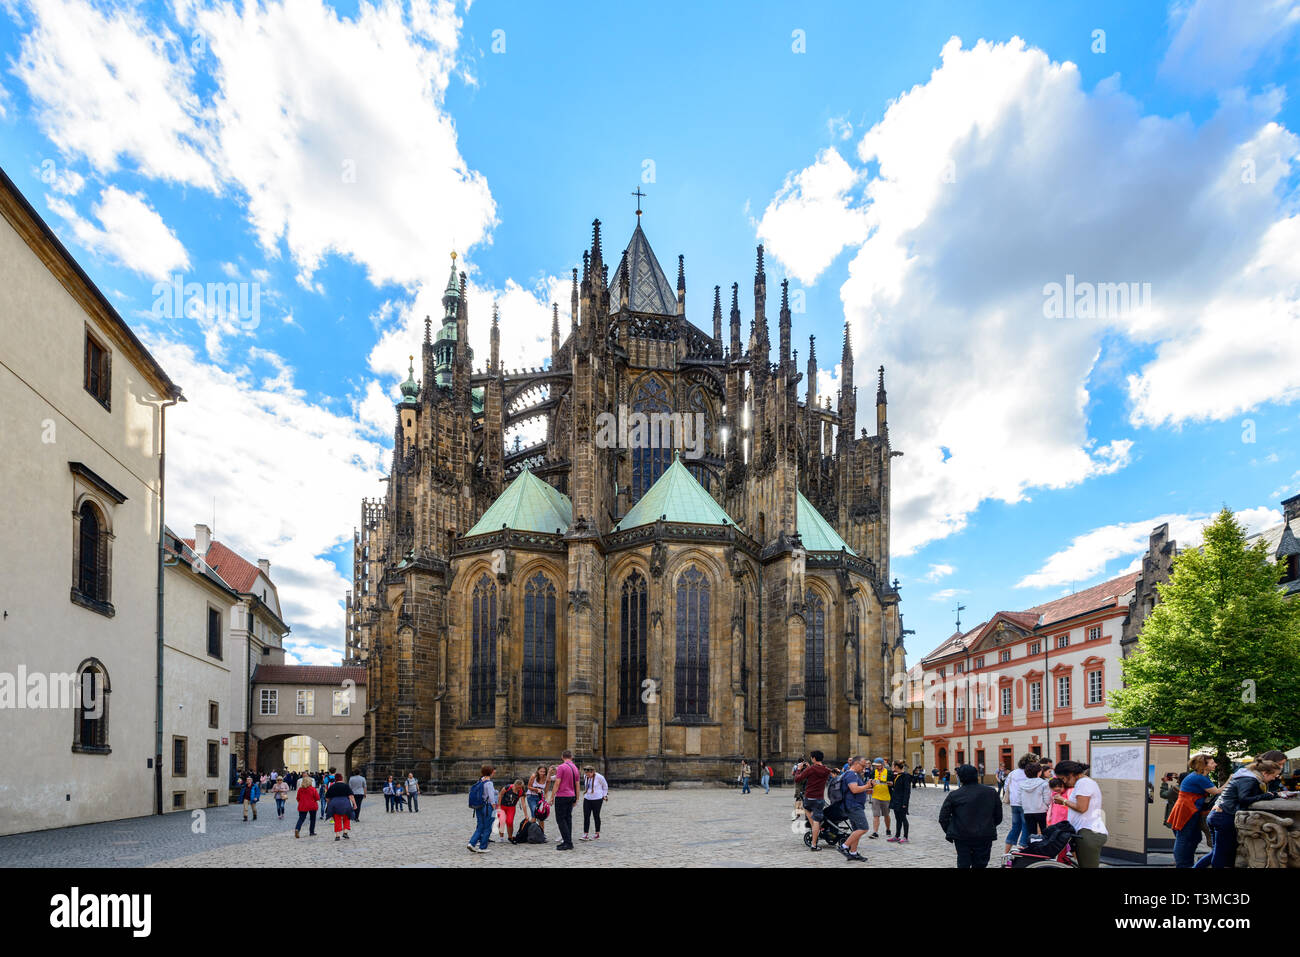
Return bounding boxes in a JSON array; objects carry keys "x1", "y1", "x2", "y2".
[
  {"x1": 1003, "y1": 820, "x2": 1077, "y2": 868},
  {"x1": 801, "y1": 800, "x2": 854, "y2": 849}
]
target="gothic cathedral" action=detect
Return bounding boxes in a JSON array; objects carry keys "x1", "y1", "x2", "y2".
[{"x1": 346, "y1": 211, "x2": 906, "y2": 785}]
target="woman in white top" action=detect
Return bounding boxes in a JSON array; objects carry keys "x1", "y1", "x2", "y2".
[
  {"x1": 1052, "y1": 760, "x2": 1108, "y2": 867},
  {"x1": 580, "y1": 766, "x2": 609, "y2": 841}
]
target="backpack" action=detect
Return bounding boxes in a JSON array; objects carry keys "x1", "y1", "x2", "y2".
[
  {"x1": 514, "y1": 820, "x2": 546, "y2": 844},
  {"x1": 825, "y1": 772, "x2": 845, "y2": 805},
  {"x1": 500, "y1": 786, "x2": 519, "y2": 808},
  {"x1": 468, "y1": 779, "x2": 487, "y2": 809},
  {"x1": 533, "y1": 798, "x2": 551, "y2": 820}
]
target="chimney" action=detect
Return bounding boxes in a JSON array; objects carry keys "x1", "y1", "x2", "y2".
[
  {"x1": 194, "y1": 524, "x2": 211, "y2": 558},
  {"x1": 1283, "y1": 494, "x2": 1300, "y2": 526},
  {"x1": 257, "y1": 558, "x2": 271, "y2": 578}
]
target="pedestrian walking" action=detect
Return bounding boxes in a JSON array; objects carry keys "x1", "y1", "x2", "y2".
[
  {"x1": 887, "y1": 760, "x2": 913, "y2": 843},
  {"x1": 549, "y1": 750, "x2": 581, "y2": 851},
  {"x1": 760, "y1": 761, "x2": 772, "y2": 794},
  {"x1": 405, "y1": 772, "x2": 420, "y2": 812},
  {"x1": 324, "y1": 774, "x2": 357, "y2": 841},
  {"x1": 383, "y1": 776, "x2": 395, "y2": 812},
  {"x1": 739, "y1": 759, "x2": 751, "y2": 794},
  {"x1": 467, "y1": 764, "x2": 497, "y2": 854},
  {"x1": 526, "y1": 765, "x2": 548, "y2": 819},
  {"x1": 271, "y1": 776, "x2": 289, "y2": 819},
  {"x1": 294, "y1": 777, "x2": 319, "y2": 838},
  {"x1": 581, "y1": 766, "x2": 609, "y2": 841},
  {"x1": 941, "y1": 768, "x2": 950, "y2": 792},
  {"x1": 837, "y1": 756, "x2": 871, "y2": 862},
  {"x1": 1052, "y1": 761, "x2": 1108, "y2": 868},
  {"x1": 938, "y1": 764, "x2": 1002, "y2": 868},
  {"x1": 239, "y1": 775, "x2": 260, "y2": 822},
  {"x1": 349, "y1": 769, "x2": 367, "y2": 820}
]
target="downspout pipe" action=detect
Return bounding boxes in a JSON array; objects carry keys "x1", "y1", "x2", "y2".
[{"x1": 155, "y1": 396, "x2": 181, "y2": 815}]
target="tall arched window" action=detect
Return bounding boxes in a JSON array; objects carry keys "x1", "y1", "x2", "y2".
[
  {"x1": 804, "y1": 589, "x2": 828, "y2": 730},
  {"x1": 522, "y1": 572, "x2": 557, "y2": 722},
  {"x1": 619, "y1": 571, "x2": 648, "y2": 718},
  {"x1": 72, "y1": 659, "x2": 110, "y2": 753},
  {"x1": 674, "y1": 566, "x2": 710, "y2": 718},
  {"x1": 740, "y1": 588, "x2": 750, "y2": 724},
  {"x1": 631, "y1": 378, "x2": 672, "y2": 502},
  {"x1": 77, "y1": 501, "x2": 106, "y2": 602},
  {"x1": 470, "y1": 574, "x2": 497, "y2": 720},
  {"x1": 852, "y1": 604, "x2": 866, "y2": 734}
]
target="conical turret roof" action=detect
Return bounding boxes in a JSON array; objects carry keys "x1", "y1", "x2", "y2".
[
  {"x1": 614, "y1": 457, "x2": 737, "y2": 530},
  {"x1": 466, "y1": 469, "x2": 573, "y2": 537},
  {"x1": 611, "y1": 221, "x2": 677, "y2": 316}
]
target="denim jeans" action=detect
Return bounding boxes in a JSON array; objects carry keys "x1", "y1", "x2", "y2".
[
  {"x1": 761, "y1": 773, "x2": 770, "y2": 793},
  {"x1": 741, "y1": 776, "x2": 751, "y2": 794},
  {"x1": 469, "y1": 805, "x2": 493, "y2": 849},
  {"x1": 526, "y1": 793, "x2": 540, "y2": 817},
  {"x1": 1172, "y1": 819, "x2": 1203, "y2": 867},
  {"x1": 407, "y1": 792, "x2": 418, "y2": 812},
  {"x1": 295, "y1": 809, "x2": 316, "y2": 834},
  {"x1": 1207, "y1": 812, "x2": 1236, "y2": 868},
  {"x1": 1006, "y1": 805, "x2": 1025, "y2": 846}
]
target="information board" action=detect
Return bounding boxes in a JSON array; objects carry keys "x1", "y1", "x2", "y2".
[{"x1": 1089, "y1": 727, "x2": 1150, "y2": 864}]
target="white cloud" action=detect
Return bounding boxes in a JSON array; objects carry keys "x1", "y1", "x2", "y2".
[
  {"x1": 923, "y1": 563, "x2": 955, "y2": 582},
  {"x1": 928, "y1": 587, "x2": 967, "y2": 602},
  {"x1": 48, "y1": 186, "x2": 189, "y2": 280},
  {"x1": 755, "y1": 148, "x2": 869, "y2": 285},
  {"x1": 149, "y1": 337, "x2": 389, "y2": 651},
  {"x1": 191, "y1": 0, "x2": 495, "y2": 287},
  {"x1": 1016, "y1": 506, "x2": 1283, "y2": 589},
  {"x1": 1160, "y1": 0, "x2": 1300, "y2": 94},
  {"x1": 759, "y1": 36, "x2": 1300, "y2": 555},
  {"x1": 13, "y1": 0, "x2": 217, "y2": 187},
  {"x1": 12, "y1": 0, "x2": 497, "y2": 288}
]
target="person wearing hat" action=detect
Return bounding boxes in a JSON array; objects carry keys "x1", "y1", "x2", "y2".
[{"x1": 868, "y1": 757, "x2": 893, "y2": 839}]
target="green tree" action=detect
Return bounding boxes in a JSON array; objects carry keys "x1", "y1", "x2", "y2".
[{"x1": 1111, "y1": 508, "x2": 1300, "y2": 781}]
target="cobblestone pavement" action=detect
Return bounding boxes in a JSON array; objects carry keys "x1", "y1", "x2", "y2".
[{"x1": 3, "y1": 784, "x2": 995, "y2": 868}]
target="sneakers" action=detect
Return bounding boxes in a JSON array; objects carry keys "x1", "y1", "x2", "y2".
[
  {"x1": 843, "y1": 851, "x2": 867, "y2": 862},
  {"x1": 467, "y1": 843, "x2": 476, "y2": 852},
  {"x1": 592, "y1": 833, "x2": 600, "y2": 840},
  {"x1": 335, "y1": 836, "x2": 340, "y2": 841},
  {"x1": 886, "y1": 836, "x2": 900, "y2": 843},
  {"x1": 809, "y1": 843, "x2": 821, "y2": 851},
  {"x1": 342, "y1": 832, "x2": 350, "y2": 840},
  {"x1": 869, "y1": 832, "x2": 879, "y2": 839},
  {"x1": 900, "y1": 838, "x2": 910, "y2": 844},
  {"x1": 580, "y1": 834, "x2": 590, "y2": 841}
]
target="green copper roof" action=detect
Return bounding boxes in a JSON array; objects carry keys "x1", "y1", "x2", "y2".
[
  {"x1": 797, "y1": 491, "x2": 856, "y2": 554},
  {"x1": 466, "y1": 469, "x2": 572, "y2": 537},
  {"x1": 615, "y1": 457, "x2": 736, "y2": 531}
]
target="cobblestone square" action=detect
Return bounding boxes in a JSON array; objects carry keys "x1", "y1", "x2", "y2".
[{"x1": 3, "y1": 784, "x2": 973, "y2": 868}]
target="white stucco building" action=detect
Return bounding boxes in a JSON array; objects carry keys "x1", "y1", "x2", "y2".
[
  {"x1": 0, "y1": 165, "x2": 183, "y2": 835},
  {"x1": 161, "y1": 527, "x2": 240, "y2": 812}
]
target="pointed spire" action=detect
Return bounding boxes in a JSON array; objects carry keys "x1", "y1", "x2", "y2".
[
  {"x1": 551, "y1": 302, "x2": 560, "y2": 357},
  {"x1": 590, "y1": 219, "x2": 603, "y2": 271},
  {"x1": 712, "y1": 285, "x2": 723, "y2": 342},
  {"x1": 424, "y1": 314, "x2": 431, "y2": 345},
  {"x1": 779, "y1": 278, "x2": 792, "y2": 369},
  {"x1": 490, "y1": 300, "x2": 500, "y2": 373},
  {"x1": 756, "y1": 244, "x2": 765, "y2": 280},
  {"x1": 877, "y1": 365, "x2": 886, "y2": 402},
  {"x1": 677, "y1": 254, "x2": 685, "y2": 292},
  {"x1": 571, "y1": 267, "x2": 580, "y2": 331},
  {"x1": 582, "y1": 249, "x2": 590, "y2": 285},
  {"x1": 841, "y1": 320, "x2": 853, "y2": 367}
]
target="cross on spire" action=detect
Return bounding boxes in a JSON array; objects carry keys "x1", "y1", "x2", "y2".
[{"x1": 631, "y1": 186, "x2": 646, "y2": 217}]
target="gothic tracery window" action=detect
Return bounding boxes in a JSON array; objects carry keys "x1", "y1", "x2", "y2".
[
  {"x1": 631, "y1": 378, "x2": 672, "y2": 503},
  {"x1": 674, "y1": 565, "x2": 710, "y2": 718},
  {"x1": 619, "y1": 570, "x2": 648, "y2": 719},
  {"x1": 521, "y1": 572, "x2": 557, "y2": 722},
  {"x1": 72, "y1": 659, "x2": 110, "y2": 752},
  {"x1": 470, "y1": 574, "x2": 497, "y2": 720},
  {"x1": 804, "y1": 589, "x2": 828, "y2": 730}
]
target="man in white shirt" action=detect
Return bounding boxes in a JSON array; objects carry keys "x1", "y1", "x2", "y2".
[{"x1": 580, "y1": 766, "x2": 609, "y2": 841}]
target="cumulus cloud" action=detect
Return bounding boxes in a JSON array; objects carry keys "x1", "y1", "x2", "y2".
[
  {"x1": 923, "y1": 563, "x2": 955, "y2": 582},
  {"x1": 1160, "y1": 0, "x2": 1300, "y2": 94},
  {"x1": 1016, "y1": 506, "x2": 1283, "y2": 589},
  {"x1": 47, "y1": 186, "x2": 190, "y2": 280},
  {"x1": 755, "y1": 148, "x2": 869, "y2": 285},
  {"x1": 148, "y1": 337, "x2": 389, "y2": 654},
  {"x1": 758, "y1": 36, "x2": 1300, "y2": 555},
  {"x1": 14, "y1": 0, "x2": 217, "y2": 187},
  {"x1": 11, "y1": 0, "x2": 497, "y2": 287}
]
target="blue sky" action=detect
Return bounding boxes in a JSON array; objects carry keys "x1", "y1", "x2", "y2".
[{"x1": 2, "y1": 0, "x2": 1299, "y2": 664}]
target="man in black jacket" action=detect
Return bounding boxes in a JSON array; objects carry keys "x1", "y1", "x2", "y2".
[{"x1": 938, "y1": 764, "x2": 1003, "y2": 868}]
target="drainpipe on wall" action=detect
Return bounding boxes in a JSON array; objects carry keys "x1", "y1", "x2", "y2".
[{"x1": 155, "y1": 396, "x2": 181, "y2": 816}]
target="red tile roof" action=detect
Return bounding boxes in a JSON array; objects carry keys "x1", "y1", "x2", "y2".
[
  {"x1": 1024, "y1": 571, "x2": 1138, "y2": 626},
  {"x1": 252, "y1": 665, "x2": 366, "y2": 686},
  {"x1": 182, "y1": 539, "x2": 266, "y2": 594}
]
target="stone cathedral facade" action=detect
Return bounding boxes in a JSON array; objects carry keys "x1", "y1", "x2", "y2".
[{"x1": 346, "y1": 213, "x2": 906, "y2": 786}]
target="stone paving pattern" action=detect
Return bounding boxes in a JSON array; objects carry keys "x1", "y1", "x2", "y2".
[{"x1": 2, "y1": 784, "x2": 993, "y2": 868}]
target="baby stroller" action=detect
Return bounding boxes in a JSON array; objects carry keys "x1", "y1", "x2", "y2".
[
  {"x1": 1004, "y1": 821, "x2": 1077, "y2": 868},
  {"x1": 801, "y1": 801, "x2": 854, "y2": 849}
]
